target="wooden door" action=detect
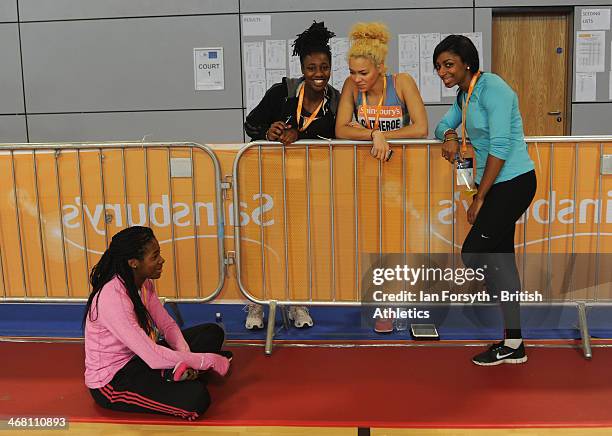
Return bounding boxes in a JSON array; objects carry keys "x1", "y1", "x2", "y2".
[{"x1": 492, "y1": 12, "x2": 570, "y2": 136}]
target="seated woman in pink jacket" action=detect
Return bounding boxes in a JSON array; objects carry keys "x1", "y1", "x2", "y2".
[{"x1": 83, "y1": 226, "x2": 230, "y2": 420}]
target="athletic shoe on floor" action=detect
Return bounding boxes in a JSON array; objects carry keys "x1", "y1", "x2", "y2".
[
  {"x1": 288, "y1": 306, "x2": 314, "y2": 328},
  {"x1": 472, "y1": 341, "x2": 528, "y2": 366},
  {"x1": 244, "y1": 304, "x2": 264, "y2": 330},
  {"x1": 374, "y1": 318, "x2": 394, "y2": 333}
]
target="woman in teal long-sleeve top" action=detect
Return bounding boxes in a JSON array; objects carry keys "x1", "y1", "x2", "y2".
[{"x1": 433, "y1": 35, "x2": 536, "y2": 366}]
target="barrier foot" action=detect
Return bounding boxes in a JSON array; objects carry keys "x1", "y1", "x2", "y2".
[
  {"x1": 577, "y1": 302, "x2": 592, "y2": 359},
  {"x1": 265, "y1": 301, "x2": 277, "y2": 356}
]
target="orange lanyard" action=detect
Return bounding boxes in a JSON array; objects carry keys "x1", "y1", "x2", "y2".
[
  {"x1": 461, "y1": 70, "x2": 481, "y2": 154},
  {"x1": 296, "y1": 85, "x2": 324, "y2": 132},
  {"x1": 361, "y1": 75, "x2": 387, "y2": 130}
]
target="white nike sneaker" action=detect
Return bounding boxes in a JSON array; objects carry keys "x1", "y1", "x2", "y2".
[
  {"x1": 244, "y1": 304, "x2": 264, "y2": 330},
  {"x1": 288, "y1": 306, "x2": 314, "y2": 328}
]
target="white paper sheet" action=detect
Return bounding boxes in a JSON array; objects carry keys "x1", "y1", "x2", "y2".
[
  {"x1": 265, "y1": 40, "x2": 286, "y2": 69},
  {"x1": 581, "y1": 9, "x2": 611, "y2": 30},
  {"x1": 193, "y1": 47, "x2": 224, "y2": 91},
  {"x1": 246, "y1": 80, "x2": 267, "y2": 113},
  {"x1": 463, "y1": 32, "x2": 484, "y2": 70},
  {"x1": 242, "y1": 15, "x2": 271, "y2": 36},
  {"x1": 419, "y1": 33, "x2": 441, "y2": 75},
  {"x1": 266, "y1": 69, "x2": 286, "y2": 89},
  {"x1": 398, "y1": 34, "x2": 419, "y2": 66},
  {"x1": 399, "y1": 62, "x2": 420, "y2": 90},
  {"x1": 288, "y1": 39, "x2": 302, "y2": 78},
  {"x1": 442, "y1": 84, "x2": 458, "y2": 98},
  {"x1": 575, "y1": 72, "x2": 597, "y2": 101},
  {"x1": 609, "y1": 71, "x2": 612, "y2": 100},
  {"x1": 330, "y1": 37, "x2": 350, "y2": 90},
  {"x1": 420, "y1": 72, "x2": 441, "y2": 103},
  {"x1": 576, "y1": 31, "x2": 606, "y2": 72},
  {"x1": 243, "y1": 42, "x2": 264, "y2": 70}
]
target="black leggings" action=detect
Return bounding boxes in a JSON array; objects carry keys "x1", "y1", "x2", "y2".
[
  {"x1": 90, "y1": 323, "x2": 224, "y2": 420},
  {"x1": 462, "y1": 170, "x2": 536, "y2": 339}
]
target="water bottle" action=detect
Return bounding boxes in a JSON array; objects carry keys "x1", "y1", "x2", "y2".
[
  {"x1": 395, "y1": 308, "x2": 409, "y2": 331},
  {"x1": 215, "y1": 312, "x2": 226, "y2": 333}
]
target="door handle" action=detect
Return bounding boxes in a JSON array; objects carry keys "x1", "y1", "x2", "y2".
[{"x1": 547, "y1": 111, "x2": 561, "y2": 115}]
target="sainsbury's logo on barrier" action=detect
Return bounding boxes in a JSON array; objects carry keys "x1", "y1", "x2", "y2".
[
  {"x1": 438, "y1": 190, "x2": 612, "y2": 225},
  {"x1": 61, "y1": 194, "x2": 274, "y2": 235}
]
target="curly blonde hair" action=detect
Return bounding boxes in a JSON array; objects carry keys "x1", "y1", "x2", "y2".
[{"x1": 347, "y1": 22, "x2": 390, "y2": 71}]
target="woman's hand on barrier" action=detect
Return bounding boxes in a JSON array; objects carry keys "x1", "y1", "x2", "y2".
[
  {"x1": 467, "y1": 195, "x2": 484, "y2": 225},
  {"x1": 441, "y1": 138, "x2": 460, "y2": 163},
  {"x1": 200, "y1": 353, "x2": 230, "y2": 377},
  {"x1": 371, "y1": 130, "x2": 390, "y2": 162},
  {"x1": 266, "y1": 121, "x2": 288, "y2": 141},
  {"x1": 279, "y1": 127, "x2": 299, "y2": 145}
]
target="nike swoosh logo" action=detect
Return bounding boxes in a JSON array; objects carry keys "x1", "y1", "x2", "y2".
[
  {"x1": 481, "y1": 234, "x2": 490, "y2": 239},
  {"x1": 496, "y1": 351, "x2": 514, "y2": 359}
]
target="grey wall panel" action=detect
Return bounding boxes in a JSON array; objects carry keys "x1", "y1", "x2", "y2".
[
  {"x1": 573, "y1": 7, "x2": 611, "y2": 102},
  {"x1": 0, "y1": 115, "x2": 27, "y2": 142},
  {"x1": 426, "y1": 105, "x2": 452, "y2": 138},
  {"x1": 241, "y1": 0, "x2": 472, "y2": 13},
  {"x1": 475, "y1": 8, "x2": 492, "y2": 71},
  {"x1": 19, "y1": 0, "x2": 238, "y2": 21},
  {"x1": 27, "y1": 110, "x2": 245, "y2": 144},
  {"x1": 571, "y1": 103, "x2": 612, "y2": 135},
  {"x1": 0, "y1": 0, "x2": 17, "y2": 22},
  {"x1": 0, "y1": 24, "x2": 24, "y2": 113},
  {"x1": 242, "y1": 9, "x2": 473, "y2": 106},
  {"x1": 21, "y1": 16, "x2": 241, "y2": 113},
  {"x1": 477, "y1": 0, "x2": 612, "y2": 6}
]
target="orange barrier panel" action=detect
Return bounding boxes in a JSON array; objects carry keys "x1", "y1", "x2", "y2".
[
  {"x1": 232, "y1": 139, "x2": 611, "y2": 305},
  {"x1": 0, "y1": 139, "x2": 610, "y2": 305},
  {"x1": 0, "y1": 143, "x2": 226, "y2": 302}
]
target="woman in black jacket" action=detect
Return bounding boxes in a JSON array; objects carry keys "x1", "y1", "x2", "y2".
[
  {"x1": 243, "y1": 22, "x2": 339, "y2": 330},
  {"x1": 244, "y1": 21, "x2": 340, "y2": 143}
]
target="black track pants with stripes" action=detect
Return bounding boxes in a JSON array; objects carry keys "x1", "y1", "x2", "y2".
[{"x1": 90, "y1": 323, "x2": 224, "y2": 420}]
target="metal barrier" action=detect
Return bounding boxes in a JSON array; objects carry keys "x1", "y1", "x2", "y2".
[
  {"x1": 0, "y1": 142, "x2": 227, "y2": 304},
  {"x1": 232, "y1": 137, "x2": 612, "y2": 354}
]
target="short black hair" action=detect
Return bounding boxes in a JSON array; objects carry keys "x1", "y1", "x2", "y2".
[
  {"x1": 292, "y1": 21, "x2": 335, "y2": 67},
  {"x1": 433, "y1": 34, "x2": 479, "y2": 72}
]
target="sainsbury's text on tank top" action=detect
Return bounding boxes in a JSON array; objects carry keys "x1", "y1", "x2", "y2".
[{"x1": 358, "y1": 105, "x2": 404, "y2": 132}]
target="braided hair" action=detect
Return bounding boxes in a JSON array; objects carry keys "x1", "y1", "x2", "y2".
[
  {"x1": 83, "y1": 226, "x2": 156, "y2": 335},
  {"x1": 292, "y1": 21, "x2": 335, "y2": 67}
]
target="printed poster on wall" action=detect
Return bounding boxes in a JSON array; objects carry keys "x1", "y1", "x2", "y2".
[
  {"x1": 581, "y1": 9, "x2": 611, "y2": 31},
  {"x1": 194, "y1": 48, "x2": 224, "y2": 91}
]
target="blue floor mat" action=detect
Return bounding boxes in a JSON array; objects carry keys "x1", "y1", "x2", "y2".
[{"x1": 1, "y1": 302, "x2": 611, "y2": 340}]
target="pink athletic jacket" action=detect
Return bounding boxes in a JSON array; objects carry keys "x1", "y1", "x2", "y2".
[{"x1": 84, "y1": 276, "x2": 223, "y2": 388}]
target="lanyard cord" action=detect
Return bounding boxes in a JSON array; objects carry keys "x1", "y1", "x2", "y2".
[
  {"x1": 361, "y1": 75, "x2": 387, "y2": 130},
  {"x1": 461, "y1": 70, "x2": 481, "y2": 154},
  {"x1": 296, "y1": 85, "x2": 325, "y2": 132}
]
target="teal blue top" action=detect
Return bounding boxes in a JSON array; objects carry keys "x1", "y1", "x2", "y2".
[{"x1": 434, "y1": 72, "x2": 534, "y2": 184}]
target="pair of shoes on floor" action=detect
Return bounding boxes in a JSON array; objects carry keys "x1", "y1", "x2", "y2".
[
  {"x1": 472, "y1": 341, "x2": 528, "y2": 366},
  {"x1": 244, "y1": 304, "x2": 314, "y2": 329}
]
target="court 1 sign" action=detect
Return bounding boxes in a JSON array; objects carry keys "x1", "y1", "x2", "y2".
[{"x1": 194, "y1": 47, "x2": 224, "y2": 91}]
